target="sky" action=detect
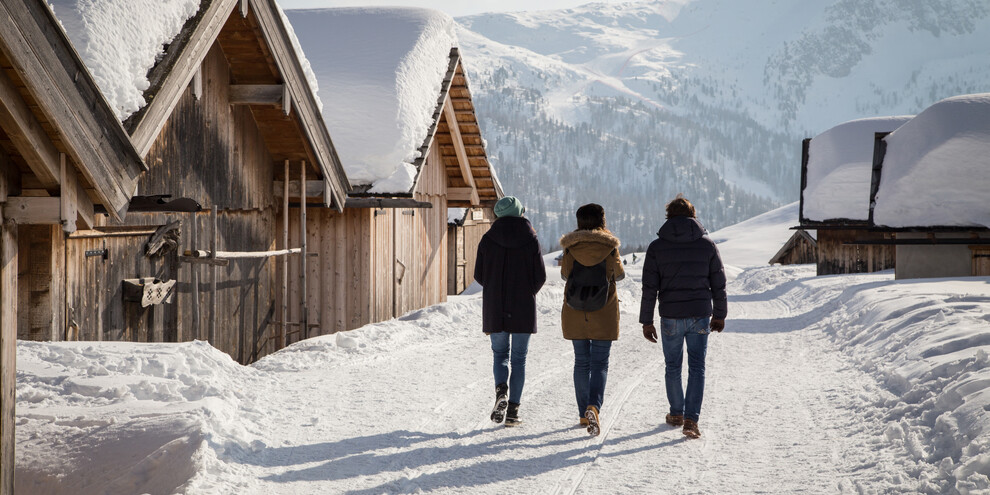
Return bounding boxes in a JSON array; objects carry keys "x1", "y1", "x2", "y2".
[{"x1": 278, "y1": 0, "x2": 638, "y2": 17}]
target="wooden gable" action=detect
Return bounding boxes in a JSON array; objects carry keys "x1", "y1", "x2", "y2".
[
  {"x1": 402, "y1": 48, "x2": 501, "y2": 208},
  {"x1": 125, "y1": 0, "x2": 348, "y2": 211}
]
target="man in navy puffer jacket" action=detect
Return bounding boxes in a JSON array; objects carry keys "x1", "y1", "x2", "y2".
[{"x1": 639, "y1": 195, "x2": 727, "y2": 439}]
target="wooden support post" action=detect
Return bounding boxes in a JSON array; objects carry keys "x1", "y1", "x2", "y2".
[
  {"x1": 0, "y1": 218, "x2": 16, "y2": 494},
  {"x1": 209, "y1": 206, "x2": 217, "y2": 347},
  {"x1": 190, "y1": 212, "x2": 200, "y2": 341},
  {"x1": 300, "y1": 161, "x2": 308, "y2": 340},
  {"x1": 281, "y1": 160, "x2": 288, "y2": 349}
]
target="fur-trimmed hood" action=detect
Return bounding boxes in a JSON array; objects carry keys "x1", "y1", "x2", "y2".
[{"x1": 559, "y1": 229, "x2": 621, "y2": 266}]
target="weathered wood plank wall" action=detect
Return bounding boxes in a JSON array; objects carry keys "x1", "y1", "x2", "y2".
[
  {"x1": 16, "y1": 225, "x2": 62, "y2": 341},
  {"x1": 141, "y1": 46, "x2": 274, "y2": 211},
  {"x1": 284, "y1": 143, "x2": 449, "y2": 339},
  {"x1": 816, "y1": 230, "x2": 895, "y2": 276}
]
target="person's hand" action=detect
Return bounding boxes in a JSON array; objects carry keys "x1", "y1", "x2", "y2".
[
  {"x1": 710, "y1": 319, "x2": 725, "y2": 333},
  {"x1": 643, "y1": 324, "x2": 658, "y2": 343}
]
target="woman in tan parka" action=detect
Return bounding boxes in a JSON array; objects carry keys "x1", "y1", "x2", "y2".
[{"x1": 559, "y1": 203, "x2": 624, "y2": 436}]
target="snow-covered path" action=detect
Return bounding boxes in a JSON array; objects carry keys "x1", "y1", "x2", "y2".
[
  {"x1": 16, "y1": 204, "x2": 990, "y2": 493},
  {"x1": 189, "y1": 263, "x2": 912, "y2": 494}
]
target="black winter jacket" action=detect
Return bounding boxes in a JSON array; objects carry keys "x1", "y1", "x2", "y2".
[
  {"x1": 639, "y1": 216, "x2": 727, "y2": 324},
  {"x1": 475, "y1": 216, "x2": 547, "y2": 333}
]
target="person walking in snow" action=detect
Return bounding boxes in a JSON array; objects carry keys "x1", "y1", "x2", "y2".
[
  {"x1": 475, "y1": 196, "x2": 547, "y2": 427},
  {"x1": 559, "y1": 203, "x2": 625, "y2": 436},
  {"x1": 640, "y1": 195, "x2": 726, "y2": 439}
]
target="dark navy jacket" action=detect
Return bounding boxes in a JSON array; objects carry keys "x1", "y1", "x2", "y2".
[
  {"x1": 639, "y1": 216, "x2": 727, "y2": 324},
  {"x1": 475, "y1": 216, "x2": 547, "y2": 333}
]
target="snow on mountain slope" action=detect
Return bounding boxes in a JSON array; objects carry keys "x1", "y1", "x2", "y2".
[{"x1": 453, "y1": 0, "x2": 990, "y2": 249}]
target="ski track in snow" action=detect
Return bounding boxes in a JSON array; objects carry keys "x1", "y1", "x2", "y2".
[{"x1": 179, "y1": 263, "x2": 925, "y2": 494}]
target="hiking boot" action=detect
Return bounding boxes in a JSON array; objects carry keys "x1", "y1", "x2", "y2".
[
  {"x1": 585, "y1": 405, "x2": 601, "y2": 436},
  {"x1": 504, "y1": 402, "x2": 521, "y2": 427},
  {"x1": 490, "y1": 384, "x2": 509, "y2": 423},
  {"x1": 665, "y1": 414, "x2": 684, "y2": 427},
  {"x1": 579, "y1": 417, "x2": 589, "y2": 427},
  {"x1": 683, "y1": 418, "x2": 701, "y2": 439}
]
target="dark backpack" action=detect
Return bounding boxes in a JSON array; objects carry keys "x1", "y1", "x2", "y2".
[{"x1": 564, "y1": 250, "x2": 612, "y2": 312}]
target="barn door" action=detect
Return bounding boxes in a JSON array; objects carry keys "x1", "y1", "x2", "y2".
[{"x1": 65, "y1": 226, "x2": 178, "y2": 342}]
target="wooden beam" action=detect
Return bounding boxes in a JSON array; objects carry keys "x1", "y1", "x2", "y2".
[
  {"x1": 0, "y1": 218, "x2": 15, "y2": 495},
  {"x1": 229, "y1": 84, "x2": 284, "y2": 106},
  {"x1": 73, "y1": 182, "x2": 95, "y2": 230},
  {"x1": 345, "y1": 198, "x2": 434, "y2": 209},
  {"x1": 273, "y1": 180, "x2": 324, "y2": 198},
  {"x1": 0, "y1": 65, "x2": 60, "y2": 190},
  {"x1": 447, "y1": 188, "x2": 476, "y2": 202},
  {"x1": 59, "y1": 154, "x2": 77, "y2": 233},
  {"x1": 442, "y1": 97, "x2": 479, "y2": 205},
  {"x1": 4, "y1": 197, "x2": 60, "y2": 224},
  {"x1": 191, "y1": 67, "x2": 203, "y2": 100},
  {"x1": 282, "y1": 84, "x2": 292, "y2": 116}
]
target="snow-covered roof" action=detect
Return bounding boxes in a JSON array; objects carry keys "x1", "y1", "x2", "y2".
[
  {"x1": 48, "y1": 0, "x2": 200, "y2": 121},
  {"x1": 49, "y1": 0, "x2": 323, "y2": 122},
  {"x1": 873, "y1": 94, "x2": 990, "y2": 228},
  {"x1": 802, "y1": 116, "x2": 912, "y2": 223},
  {"x1": 286, "y1": 7, "x2": 458, "y2": 194}
]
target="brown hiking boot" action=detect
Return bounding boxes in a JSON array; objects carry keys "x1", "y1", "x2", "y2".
[
  {"x1": 683, "y1": 418, "x2": 701, "y2": 439},
  {"x1": 585, "y1": 405, "x2": 601, "y2": 436},
  {"x1": 579, "y1": 417, "x2": 590, "y2": 427},
  {"x1": 665, "y1": 414, "x2": 684, "y2": 427}
]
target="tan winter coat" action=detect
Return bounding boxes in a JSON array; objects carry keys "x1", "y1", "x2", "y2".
[{"x1": 559, "y1": 229, "x2": 625, "y2": 341}]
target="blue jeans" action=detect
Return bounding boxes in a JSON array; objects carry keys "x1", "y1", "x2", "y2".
[
  {"x1": 572, "y1": 339, "x2": 612, "y2": 416},
  {"x1": 490, "y1": 332, "x2": 531, "y2": 404},
  {"x1": 660, "y1": 317, "x2": 710, "y2": 422}
]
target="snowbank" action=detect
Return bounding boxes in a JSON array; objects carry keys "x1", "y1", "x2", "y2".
[
  {"x1": 815, "y1": 276, "x2": 990, "y2": 493},
  {"x1": 48, "y1": 0, "x2": 200, "y2": 121},
  {"x1": 15, "y1": 340, "x2": 271, "y2": 494},
  {"x1": 873, "y1": 93, "x2": 990, "y2": 228},
  {"x1": 286, "y1": 8, "x2": 458, "y2": 192},
  {"x1": 803, "y1": 116, "x2": 912, "y2": 222}
]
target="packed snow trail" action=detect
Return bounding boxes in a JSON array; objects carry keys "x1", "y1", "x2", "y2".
[{"x1": 182, "y1": 263, "x2": 921, "y2": 494}]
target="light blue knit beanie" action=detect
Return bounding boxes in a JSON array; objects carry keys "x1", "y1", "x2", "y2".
[{"x1": 494, "y1": 196, "x2": 525, "y2": 218}]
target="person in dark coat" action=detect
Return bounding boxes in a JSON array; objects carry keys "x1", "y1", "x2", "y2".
[
  {"x1": 475, "y1": 196, "x2": 546, "y2": 426},
  {"x1": 639, "y1": 195, "x2": 727, "y2": 439}
]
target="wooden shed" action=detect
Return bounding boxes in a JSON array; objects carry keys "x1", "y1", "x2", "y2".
[
  {"x1": 769, "y1": 229, "x2": 817, "y2": 266},
  {"x1": 49, "y1": 0, "x2": 348, "y2": 363},
  {"x1": 448, "y1": 207, "x2": 498, "y2": 294},
  {"x1": 0, "y1": 0, "x2": 147, "y2": 490},
  {"x1": 797, "y1": 117, "x2": 909, "y2": 275},
  {"x1": 285, "y1": 9, "x2": 502, "y2": 337},
  {"x1": 866, "y1": 94, "x2": 990, "y2": 280}
]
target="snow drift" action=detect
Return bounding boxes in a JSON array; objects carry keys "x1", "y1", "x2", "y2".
[{"x1": 286, "y1": 8, "x2": 458, "y2": 193}]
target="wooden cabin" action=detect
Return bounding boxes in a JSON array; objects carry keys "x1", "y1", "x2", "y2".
[
  {"x1": 867, "y1": 94, "x2": 990, "y2": 280},
  {"x1": 285, "y1": 9, "x2": 502, "y2": 336},
  {"x1": 769, "y1": 229, "x2": 817, "y2": 266},
  {"x1": 0, "y1": 0, "x2": 147, "y2": 490},
  {"x1": 798, "y1": 117, "x2": 910, "y2": 275},
  {"x1": 50, "y1": 0, "x2": 348, "y2": 363},
  {"x1": 448, "y1": 207, "x2": 497, "y2": 294}
]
